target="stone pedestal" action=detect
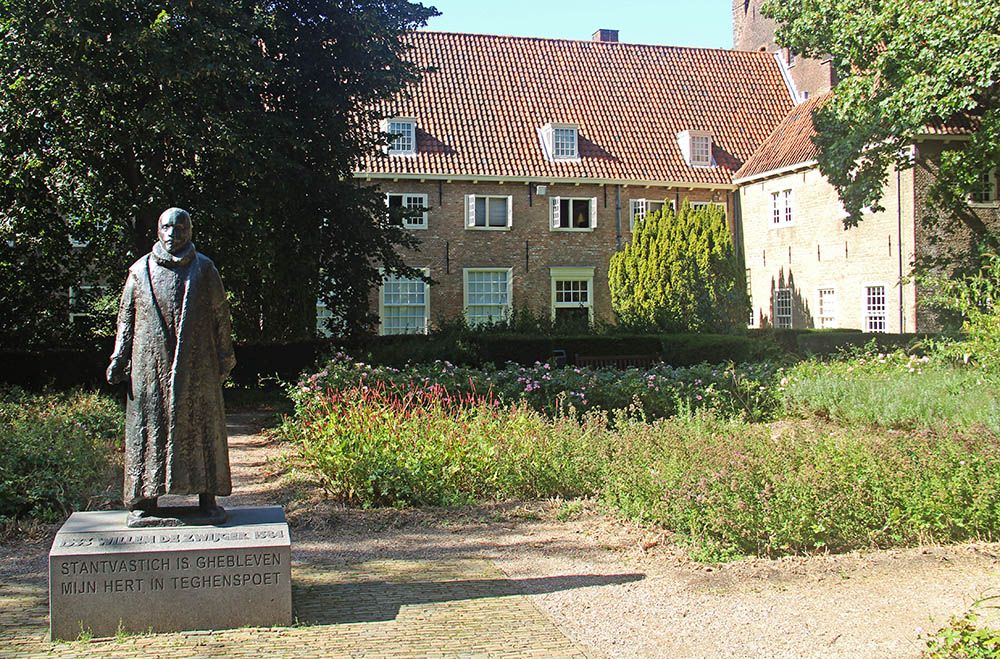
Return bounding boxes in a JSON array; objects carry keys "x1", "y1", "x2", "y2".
[{"x1": 49, "y1": 506, "x2": 292, "y2": 640}]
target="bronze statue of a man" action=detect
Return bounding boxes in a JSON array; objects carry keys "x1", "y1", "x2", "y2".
[{"x1": 107, "y1": 208, "x2": 235, "y2": 527}]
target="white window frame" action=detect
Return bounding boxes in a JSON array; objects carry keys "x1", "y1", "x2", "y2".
[
  {"x1": 550, "y1": 196, "x2": 597, "y2": 232},
  {"x1": 463, "y1": 267, "x2": 513, "y2": 326},
  {"x1": 382, "y1": 117, "x2": 417, "y2": 156},
  {"x1": 629, "y1": 198, "x2": 674, "y2": 229},
  {"x1": 817, "y1": 287, "x2": 837, "y2": 329},
  {"x1": 677, "y1": 130, "x2": 714, "y2": 168},
  {"x1": 773, "y1": 288, "x2": 792, "y2": 329},
  {"x1": 539, "y1": 122, "x2": 580, "y2": 161},
  {"x1": 378, "y1": 267, "x2": 430, "y2": 336},
  {"x1": 863, "y1": 284, "x2": 888, "y2": 333},
  {"x1": 969, "y1": 170, "x2": 999, "y2": 206},
  {"x1": 770, "y1": 189, "x2": 793, "y2": 226},
  {"x1": 465, "y1": 195, "x2": 512, "y2": 231},
  {"x1": 386, "y1": 193, "x2": 429, "y2": 230},
  {"x1": 550, "y1": 266, "x2": 595, "y2": 323}
]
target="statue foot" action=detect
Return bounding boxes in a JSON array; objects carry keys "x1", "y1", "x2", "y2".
[{"x1": 124, "y1": 496, "x2": 227, "y2": 528}]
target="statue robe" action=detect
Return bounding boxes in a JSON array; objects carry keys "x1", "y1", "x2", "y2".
[{"x1": 110, "y1": 243, "x2": 235, "y2": 506}]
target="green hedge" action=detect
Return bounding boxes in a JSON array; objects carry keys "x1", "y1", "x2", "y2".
[{"x1": 796, "y1": 332, "x2": 932, "y2": 356}]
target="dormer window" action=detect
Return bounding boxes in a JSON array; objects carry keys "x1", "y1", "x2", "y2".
[
  {"x1": 540, "y1": 123, "x2": 579, "y2": 160},
  {"x1": 677, "y1": 130, "x2": 714, "y2": 168},
  {"x1": 383, "y1": 118, "x2": 416, "y2": 155}
]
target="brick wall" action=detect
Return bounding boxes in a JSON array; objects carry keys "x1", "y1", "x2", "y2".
[
  {"x1": 911, "y1": 139, "x2": 1000, "y2": 330},
  {"x1": 731, "y1": 0, "x2": 835, "y2": 98},
  {"x1": 367, "y1": 179, "x2": 733, "y2": 331},
  {"x1": 740, "y1": 165, "x2": 919, "y2": 333}
]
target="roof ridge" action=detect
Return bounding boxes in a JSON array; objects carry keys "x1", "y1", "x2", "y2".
[{"x1": 412, "y1": 29, "x2": 773, "y2": 57}]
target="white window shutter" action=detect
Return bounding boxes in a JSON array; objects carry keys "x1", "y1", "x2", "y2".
[
  {"x1": 506, "y1": 195, "x2": 513, "y2": 227},
  {"x1": 551, "y1": 197, "x2": 561, "y2": 229},
  {"x1": 466, "y1": 195, "x2": 476, "y2": 227},
  {"x1": 590, "y1": 197, "x2": 598, "y2": 228}
]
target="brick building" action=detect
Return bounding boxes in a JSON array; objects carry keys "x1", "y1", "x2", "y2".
[
  {"x1": 354, "y1": 30, "x2": 794, "y2": 334},
  {"x1": 351, "y1": 20, "x2": 997, "y2": 336}
]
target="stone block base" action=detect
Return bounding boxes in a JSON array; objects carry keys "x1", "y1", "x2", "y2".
[{"x1": 48, "y1": 506, "x2": 292, "y2": 640}]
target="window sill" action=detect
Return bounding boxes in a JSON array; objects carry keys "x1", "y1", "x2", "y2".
[
  {"x1": 403, "y1": 225, "x2": 428, "y2": 231},
  {"x1": 969, "y1": 201, "x2": 999, "y2": 209},
  {"x1": 550, "y1": 227, "x2": 595, "y2": 233},
  {"x1": 386, "y1": 151, "x2": 418, "y2": 157},
  {"x1": 465, "y1": 226, "x2": 512, "y2": 232}
]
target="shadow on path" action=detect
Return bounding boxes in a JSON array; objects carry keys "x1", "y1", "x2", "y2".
[{"x1": 294, "y1": 572, "x2": 644, "y2": 624}]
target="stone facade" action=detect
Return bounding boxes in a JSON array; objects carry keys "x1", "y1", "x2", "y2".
[
  {"x1": 731, "y1": 0, "x2": 835, "y2": 98},
  {"x1": 739, "y1": 164, "x2": 919, "y2": 333},
  {"x1": 368, "y1": 179, "x2": 733, "y2": 332}
]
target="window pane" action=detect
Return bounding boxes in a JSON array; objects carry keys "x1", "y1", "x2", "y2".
[
  {"x1": 488, "y1": 197, "x2": 507, "y2": 227},
  {"x1": 382, "y1": 275, "x2": 427, "y2": 335},
  {"x1": 865, "y1": 285, "x2": 886, "y2": 333},
  {"x1": 774, "y1": 288, "x2": 792, "y2": 329},
  {"x1": 571, "y1": 199, "x2": 590, "y2": 228},
  {"x1": 466, "y1": 270, "x2": 509, "y2": 324},
  {"x1": 475, "y1": 197, "x2": 487, "y2": 227}
]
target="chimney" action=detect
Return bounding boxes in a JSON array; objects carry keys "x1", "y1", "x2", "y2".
[{"x1": 592, "y1": 29, "x2": 619, "y2": 43}]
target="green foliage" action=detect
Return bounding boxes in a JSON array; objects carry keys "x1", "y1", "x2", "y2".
[
  {"x1": 608, "y1": 202, "x2": 749, "y2": 332},
  {"x1": 601, "y1": 412, "x2": 1000, "y2": 560},
  {"x1": 0, "y1": 388, "x2": 123, "y2": 523},
  {"x1": 922, "y1": 249, "x2": 1000, "y2": 372},
  {"x1": 783, "y1": 349, "x2": 1000, "y2": 433},
  {"x1": 763, "y1": 0, "x2": 1000, "y2": 246},
  {"x1": 296, "y1": 352, "x2": 783, "y2": 422},
  {"x1": 924, "y1": 596, "x2": 1000, "y2": 658},
  {"x1": 285, "y1": 373, "x2": 1000, "y2": 559},
  {"x1": 280, "y1": 385, "x2": 604, "y2": 507},
  {"x1": 0, "y1": 0, "x2": 437, "y2": 348}
]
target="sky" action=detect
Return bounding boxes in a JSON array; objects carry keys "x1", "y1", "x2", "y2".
[{"x1": 420, "y1": 0, "x2": 734, "y2": 50}]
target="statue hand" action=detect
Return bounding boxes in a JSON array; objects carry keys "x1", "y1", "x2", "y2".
[{"x1": 107, "y1": 359, "x2": 129, "y2": 385}]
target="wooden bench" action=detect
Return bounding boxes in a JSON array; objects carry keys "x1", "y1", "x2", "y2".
[{"x1": 573, "y1": 354, "x2": 660, "y2": 369}]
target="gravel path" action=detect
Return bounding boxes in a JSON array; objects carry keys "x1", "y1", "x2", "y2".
[{"x1": 2, "y1": 413, "x2": 998, "y2": 658}]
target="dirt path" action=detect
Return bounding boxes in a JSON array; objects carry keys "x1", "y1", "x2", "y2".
[{"x1": 2, "y1": 413, "x2": 998, "y2": 658}]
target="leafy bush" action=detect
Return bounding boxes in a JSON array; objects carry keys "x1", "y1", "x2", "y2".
[
  {"x1": 280, "y1": 384, "x2": 604, "y2": 507},
  {"x1": 924, "y1": 596, "x2": 1000, "y2": 658},
  {"x1": 783, "y1": 350, "x2": 1000, "y2": 433},
  {"x1": 609, "y1": 202, "x2": 749, "y2": 332},
  {"x1": 923, "y1": 248, "x2": 1000, "y2": 373},
  {"x1": 0, "y1": 388, "x2": 123, "y2": 523}
]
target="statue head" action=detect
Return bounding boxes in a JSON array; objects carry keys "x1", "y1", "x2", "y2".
[{"x1": 158, "y1": 208, "x2": 193, "y2": 255}]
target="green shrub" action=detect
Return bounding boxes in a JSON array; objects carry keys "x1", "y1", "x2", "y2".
[
  {"x1": 0, "y1": 388, "x2": 123, "y2": 523},
  {"x1": 280, "y1": 384, "x2": 604, "y2": 507},
  {"x1": 923, "y1": 597, "x2": 1000, "y2": 658},
  {"x1": 609, "y1": 202, "x2": 749, "y2": 332},
  {"x1": 783, "y1": 350, "x2": 1000, "y2": 433}
]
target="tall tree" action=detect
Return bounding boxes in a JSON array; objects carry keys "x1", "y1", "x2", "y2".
[
  {"x1": 763, "y1": 0, "x2": 1000, "y2": 249},
  {"x1": 608, "y1": 203, "x2": 748, "y2": 333},
  {"x1": 0, "y1": 0, "x2": 436, "y2": 348}
]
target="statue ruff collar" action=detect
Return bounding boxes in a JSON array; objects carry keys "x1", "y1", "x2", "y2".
[{"x1": 152, "y1": 242, "x2": 196, "y2": 267}]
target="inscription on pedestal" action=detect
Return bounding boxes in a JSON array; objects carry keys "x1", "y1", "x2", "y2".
[{"x1": 49, "y1": 506, "x2": 292, "y2": 640}]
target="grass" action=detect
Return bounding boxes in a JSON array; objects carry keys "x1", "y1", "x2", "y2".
[{"x1": 783, "y1": 352, "x2": 1000, "y2": 433}]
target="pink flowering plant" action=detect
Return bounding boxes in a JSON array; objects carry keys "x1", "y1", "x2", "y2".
[{"x1": 291, "y1": 351, "x2": 781, "y2": 423}]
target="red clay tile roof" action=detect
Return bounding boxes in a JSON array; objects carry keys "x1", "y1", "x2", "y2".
[
  {"x1": 358, "y1": 31, "x2": 795, "y2": 185},
  {"x1": 733, "y1": 94, "x2": 828, "y2": 181}
]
